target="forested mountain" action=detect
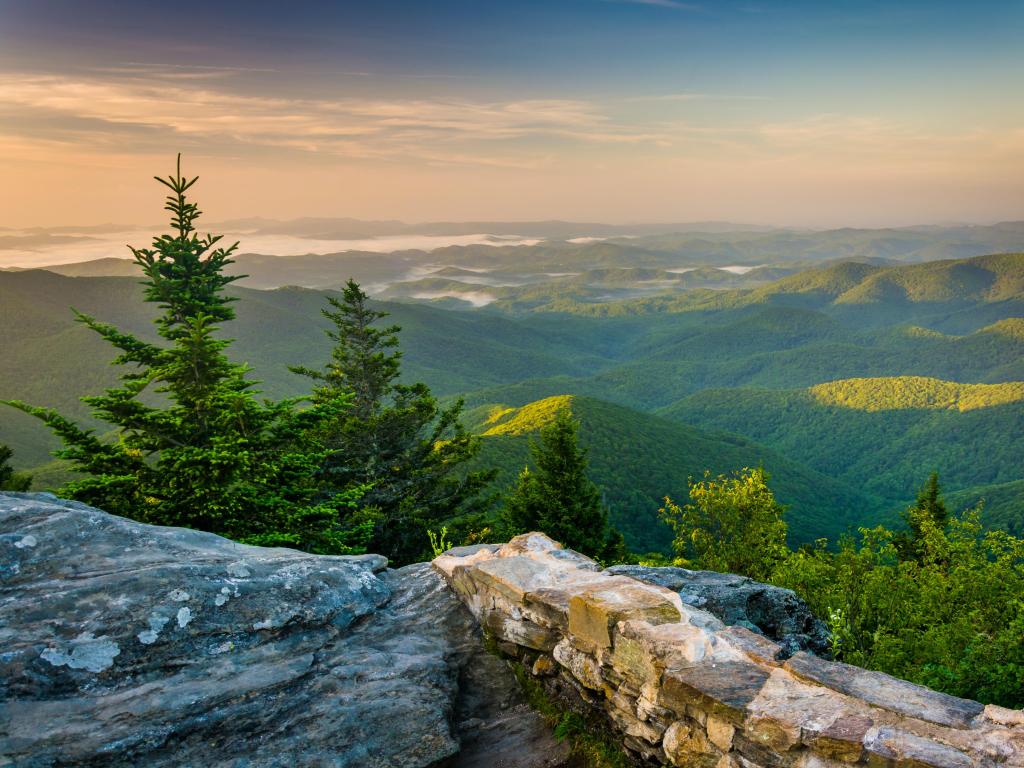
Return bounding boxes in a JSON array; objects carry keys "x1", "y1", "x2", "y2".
[
  {"x1": 4, "y1": 250, "x2": 1024, "y2": 547},
  {"x1": 661, "y1": 377, "x2": 1024, "y2": 530},
  {"x1": 464, "y1": 395, "x2": 876, "y2": 553}
]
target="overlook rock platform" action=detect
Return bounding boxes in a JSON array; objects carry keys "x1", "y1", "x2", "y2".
[
  {"x1": 434, "y1": 535, "x2": 1023, "y2": 768},
  {"x1": 0, "y1": 492, "x2": 1020, "y2": 767}
]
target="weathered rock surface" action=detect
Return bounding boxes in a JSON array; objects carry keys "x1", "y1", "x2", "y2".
[
  {"x1": 607, "y1": 565, "x2": 830, "y2": 657},
  {"x1": 436, "y1": 533, "x2": 1024, "y2": 768},
  {"x1": 0, "y1": 493, "x2": 569, "y2": 767}
]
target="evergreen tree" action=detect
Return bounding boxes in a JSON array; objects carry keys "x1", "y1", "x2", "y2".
[
  {"x1": 895, "y1": 472, "x2": 949, "y2": 562},
  {"x1": 500, "y1": 407, "x2": 621, "y2": 560},
  {"x1": 0, "y1": 444, "x2": 32, "y2": 492},
  {"x1": 292, "y1": 279, "x2": 495, "y2": 564},
  {"x1": 3, "y1": 157, "x2": 359, "y2": 552}
]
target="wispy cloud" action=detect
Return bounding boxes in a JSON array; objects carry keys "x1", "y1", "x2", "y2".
[{"x1": 0, "y1": 73, "x2": 675, "y2": 167}]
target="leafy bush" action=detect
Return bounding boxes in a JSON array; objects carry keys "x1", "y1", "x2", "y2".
[{"x1": 669, "y1": 468, "x2": 1024, "y2": 707}]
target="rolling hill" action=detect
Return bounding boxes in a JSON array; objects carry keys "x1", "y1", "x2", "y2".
[
  {"x1": 661, "y1": 377, "x2": 1024, "y2": 530},
  {"x1": 4, "y1": 255, "x2": 1023, "y2": 549},
  {"x1": 465, "y1": 395, "x2": 883, "y2": 553}
]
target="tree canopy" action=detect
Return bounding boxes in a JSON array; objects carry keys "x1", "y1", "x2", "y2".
[
  {"x1": 293, "y1": 279, "x2": 496, "y2": 564},
  {"x1": 3, "y1": 157, "x2": 359, "y2": 553}
]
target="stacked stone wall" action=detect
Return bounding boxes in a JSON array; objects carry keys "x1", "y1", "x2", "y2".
[{"x1": 433, "y1": 534, "x2": 1023, "y2": 768}]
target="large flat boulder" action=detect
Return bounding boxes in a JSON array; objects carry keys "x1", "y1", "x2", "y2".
[{"x1": 0, "y1": 493, "x2": 569, "y2": 767}]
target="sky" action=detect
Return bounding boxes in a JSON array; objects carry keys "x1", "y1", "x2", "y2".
[{"x1": 1, "y1": 0, "x2": 1023, "y2": 228}]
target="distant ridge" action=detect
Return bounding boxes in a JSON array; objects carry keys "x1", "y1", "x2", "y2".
[
  {"x1": 809, "y1": 376, "x2": 1024, "y2": 412},
  {"x1": 466, "y1": 394, "x2": 878, "y2": 552}
]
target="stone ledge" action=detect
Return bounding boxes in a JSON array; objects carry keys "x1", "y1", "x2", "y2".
[{"x1": 434, "y1": 532, "x2": 1022, "y2": 768}]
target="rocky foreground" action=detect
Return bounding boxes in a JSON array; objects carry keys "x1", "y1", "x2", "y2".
[
  {"x1": 0, "y1": 493, "x2": 568, "y2": 767},
  {"x1": 2, "y1": 492, "x2": 1021, "y2": 767}
]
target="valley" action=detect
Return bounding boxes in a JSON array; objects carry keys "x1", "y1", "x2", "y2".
[{"x1": 4, "y1": 240, "x2": 1023, "y2": 553}]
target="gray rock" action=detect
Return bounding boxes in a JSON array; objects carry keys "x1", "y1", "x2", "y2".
[
  {"x1": 607, "y1": 565, "x2": 830, "y2": 657},
  {"x1": 785, "y1": 652, "x2": 985, "y2": 730},
  {"x1": 0, "y1": 493, "x2": 569, "y2": 767}
]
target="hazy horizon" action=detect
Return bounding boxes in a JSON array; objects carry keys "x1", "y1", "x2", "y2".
[{"x1": 2, "y1": 0, "x2": 1023, "y2": 229}]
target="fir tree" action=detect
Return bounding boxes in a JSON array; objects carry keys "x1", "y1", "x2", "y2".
[
  {"x1": 500, "y1": 406, "x2": 622, "y2": 560},
  {"x1": 3, "y1": 157, "x2": 360, "y2": 552},
  {"x1": 292, "y1": 279, "x2": 495, "y2": 564},
  {"x1": 895, "y1": 472, "x2": 949, "y2": 562},
  {"x1": 0, "y1": 444, "x2": 32, "y2": 492}
]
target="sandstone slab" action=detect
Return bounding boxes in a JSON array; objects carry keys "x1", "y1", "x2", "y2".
[{"x1": 569, "y1": 580, "x2": 681, "y2": 650}]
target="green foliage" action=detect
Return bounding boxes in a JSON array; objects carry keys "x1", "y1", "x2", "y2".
[
  {"x1": 499, "y1": 407, "x2": 621, "y2": 560},
  {"x1": 3, "y1": 158, "x2": 361, "y2": 553},
  {"x1": 774, "y1": 505, "x2": 1024, "y2": 707},
  {"x1": 427, "y1": 526, "x2": 451, "y2": 558},
  {"x1": 292, "y1": 279, "x2": 496, "y2": 565},
  {"x1": 665, "y1": 380, "x2": 1024, "y2": 528},
  {"x1": 661, "y1": 467, "x2": 789, "y2": 582},
  {"x1": 509, "y1": 665, "x2": 632, "y2": 768},
  {"x1": 894, "y1": 473, "x2": 949, "y2": 562},
  {"x1": 809, "y1": 376, "x2": 1024, "y2": 412},
  {"x1": 6, "y1": 247, "x2": 1024, "y2": 548},
  {"x1": 470, "y1": 395, "x2": 873, "y2": 554},
  {"x1": 0, "y1": 444, "x2": 32, "y2": 492},
  {"x1": 651, "y1": 468, "x2": 1024, "y2": 708}
]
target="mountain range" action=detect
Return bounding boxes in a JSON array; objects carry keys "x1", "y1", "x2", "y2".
[{"x1": 2, "y1": 248, "x2": 1023, "y2": 552}]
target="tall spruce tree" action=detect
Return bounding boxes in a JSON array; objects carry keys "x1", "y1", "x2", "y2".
[
  {"x1": 895, "y1": 472, "x2": 949, "y2": 562},
  {"x1": 500, "y1": 406, "x2": 623, "y2": 561},
  {"x1": 3, "y1": 157, "x2": 359, "y2": 552},
  {"x1": 292, "y1": 279, "x2": 495, "y2": 564}
]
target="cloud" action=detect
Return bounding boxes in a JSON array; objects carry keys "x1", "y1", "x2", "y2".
[{"x1": 0, "y1": 73, "x2": 676, "y2": 167}]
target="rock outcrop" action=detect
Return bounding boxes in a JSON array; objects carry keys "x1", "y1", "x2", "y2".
[
  {"x1": 434, "y1": 534, "x2": 1024, "y2": 768},
  {"x1": 0, "y1": 493, "x2": 569, "y2": 767},
  {"x1": 607, "y1": 565, "x2": 830, "y2": 657}
]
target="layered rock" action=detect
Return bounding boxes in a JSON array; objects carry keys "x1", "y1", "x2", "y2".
[
  {"x1": 0, "y1": 493, "x2": 569, "y2": 767},
  {"x1": 434, "y1": 534, "x2": 1024, "y2": 768},
  {"x1": 607, "y1": 565, "x2": 830, "y2": 657}
]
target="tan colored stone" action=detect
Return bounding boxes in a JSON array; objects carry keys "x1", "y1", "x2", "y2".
[
  {"x1": 745, "y1": 668, "x2": 854, "y2": 756},
  {"x1": 431, "y1": 544, "x2": 497, "y2": 580},
  {"x1": 531, "y1": 654, "x2": 557, "y2": 676},
  {"x1": 618, "y1": 619, "x2": 715, "y2": 669},
  {"x1": 718, "y1": 625, "x2": 785, "y2": 666},
  {"x1": 795, "y1": 755, "x2": 849, "y2": 768},
  {"x1": 606, "y1": 699, "x2": 665, "y2": 745},
  {"x1": 437, "y1": 535, "x2": 1023, "y2": 768},
  {"x1": 472, "y1": 556, "x2": 552, "y2": 603},
  {"x1": 785, "y1": 653, "x2": 983, "y2": 730},
  {"x1": 663, "y1": 720, "x2": 722, "y2": 768},
  {"x1": 552, "y1": 638, "x2": 603, "y2": 691},
  {"x1": 707, "y1": 716, "x2": 735, "y2": 751},
  {"x1": 745, "y1": 715, "x2": 802, "y2": 752},
  {"x1": 499, "y1": 532, "x2": 598, "y2": 570},
  {"x1": 984, "y1": 703, "x2": 1024, "y2": 728},
  {"x1": 610, "y1": 633, "x2": 658, "y2": 689},
  {"x1": 568, "y1": 582, "x2": 681, "y2": 650},
  {"x1": 807, "y1": 714, "x2": 872, "y2": 763},
  {"x1": 660, "y1": 660, "x2": 770, "y2": 725},
  {"x1": 522, "y1": 588, "x2": 571, "y2": 631},
  {"x1": 863, "y1": 726, "x2": 973, "y2": 768}
]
